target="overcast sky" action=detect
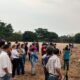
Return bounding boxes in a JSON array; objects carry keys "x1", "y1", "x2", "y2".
[{"x1": 0, "y1": 0, "x2": 80, "y2": 36}]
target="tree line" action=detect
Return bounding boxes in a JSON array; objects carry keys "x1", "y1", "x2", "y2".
[{"x1": 0, "y1": 21, "x2": 80, "y2": 43}]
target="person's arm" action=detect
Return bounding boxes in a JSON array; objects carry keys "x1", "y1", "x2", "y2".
[
  {"x1": 3, "y1": 68, "x2": 9, "y2": 74},
  {"x1": 56, "y1": 68, "x2": 62, "y2": 80},
  {"x1": 2, "y1": 55, "x2": 9, "y2": 74},
  {"x1": 15, "y1": 50, "x2": 20, "y2": 57},
  {"x1": 70, "y1": 49, "x2": 72, "y2": 56},
  {"x1": 55, "y1": 58, "x2": 63, "y2": 80},
  {"x1": 63, "y1": 49, "x2": 65, "y2": 60},
  {"x1": 34, "y1": 53, "x2": 38, "y2": 60}
]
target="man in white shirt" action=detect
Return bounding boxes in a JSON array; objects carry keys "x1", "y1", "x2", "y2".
[
  {"x1": 0, "y1": 44, "x2": 12, "y2": 80},
  {"x1": 46, "y1": 48, "x2": 63, "y2": 80}
]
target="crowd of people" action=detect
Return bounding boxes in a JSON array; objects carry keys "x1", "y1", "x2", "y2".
[{"x1": 0, "y1": 39, "x2": 72, "y2": 80}]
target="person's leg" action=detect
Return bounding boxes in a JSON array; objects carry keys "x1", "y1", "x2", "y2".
[
  {"x1": 12, "y1": 59, "x2": 17, "y2": 78},
  {"x1": 48, "y1": 76, "x2": 56, "y2": 80},
  {"x1": 31, "y1": 62, "x2": 33, "y2": 74},
  {"x1": 31, "y1": 62, "x2": 36, "y2": 75},
  {"x1": 44, "y1": 70, "x2": 49, "y2": 80},
  {"x1": 20, "y1": 57, "x2": 25, "y2": 74},
  {"x1": 17, "y1": 59, "x2": 20, "y2": 75},
  {"x1": 66, "y1": 60, "x2": 69, "y2": 71},
  {"x1": 64, "y1": 60, "x2": 66, "y2": 70},
  {"x1": 2, "y1": 74, "x2": 12, "y2": 80},
  {"x1": 23, "y1": 54, "x2": 26, "y2": 65},
  {"x1": 28, "y1": 53, "x2": 31, "y2": 61}
]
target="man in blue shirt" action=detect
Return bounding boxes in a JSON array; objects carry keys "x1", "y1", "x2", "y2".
[{"x1": 63, "y1": 45, "x2": 71, "y2": 71}]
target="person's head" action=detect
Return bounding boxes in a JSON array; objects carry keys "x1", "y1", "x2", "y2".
[
  {"x1": 21, "y1": 44, "x2": 25, "y2": 48},
  {"x1": 7, "y1": 42, "x2": 11, "y2": 46},
  {"x1": 42, "y1": 43, "x2": 47, "y2": 47},
  {"x1": 12, "y1": 44, "x2": 16, "y2": 49},
  {"x1": 46, "y1": 47, "x2": 54, "y2": 56},
  {"x1": 25, "y1": 42, "x2": 28, "y2": 46},
  {"x1": 32, "y1": 43, "x2": 35, "y2": 46},
  {"x1": 3, "y1": 44, "x2": 11, "y2": 54},
  {"x1": 15, "y1": 41, "x2": 18, "y2": 44},
  {"x1": 53, "y1": 48, "x2": 60, "y2": 56},
  {"x1": 0, "y1": 39, "x2": 5, "y2": 48},
  {"x1": 31, "y1": 48, "x2": 35, "y2": 52},
  {"x1": 16, "y1": 43, "x2": 21, "y2": 49},
  {"x1": 65, "y1": 45, "x2": 69, "y2": 50},
  {"x1": 50, "y1": 42, "x2": 53, "y2": 46},
  {"x1": 53, "y1": 44, "x2": 56, "y2": 48}
]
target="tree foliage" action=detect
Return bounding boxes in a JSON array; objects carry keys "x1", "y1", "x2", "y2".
[
  {"x1": 23, "y1": 31, "x2": 38, "y2": 41},
  {"x1": 35, "y1": 28, "x2": 58, "y2": 41},
  {"x1": 0, "y1": 21, "x2": 13, "y2": 40},
  {"x1": 9, "y1": 32, "x2": 22, "y2": 41},
  {"x1": 74, "y1": 33, "x2": 80, "y2": 43},
  {"x1": 0, "y1": 21, "x2": 80, "y2": 43}
]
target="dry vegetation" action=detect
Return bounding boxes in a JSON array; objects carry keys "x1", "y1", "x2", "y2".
[{"x1": 14, "y1": 43, "x2": 80, "y2": 80}]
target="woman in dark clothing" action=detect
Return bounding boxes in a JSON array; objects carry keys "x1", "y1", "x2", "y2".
[
  {"x1": 25, "y1": 42, "x2": 28, "y2": 56},
  {"x1": 36, "y1": 41, "x2": 39, "y2": 52}
]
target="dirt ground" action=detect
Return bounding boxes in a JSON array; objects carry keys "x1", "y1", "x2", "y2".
[{"x1": 15, "y1": 43, "x2": 80, "y2": 80}]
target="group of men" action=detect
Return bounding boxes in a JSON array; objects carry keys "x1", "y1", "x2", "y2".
[
  {"x1": 0, "y1": 39, "x2": 71, "y2": 80},
  {"x1": 0, "y1": 39, "x2": 39, "y2": 80}
]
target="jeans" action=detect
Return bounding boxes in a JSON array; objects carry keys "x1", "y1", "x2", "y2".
[
  {"x1": 17, "y1": 57, "x2": 25, "y2": 75},
  {"x1": 22, "y1": 54, "x2": 26, "y2": 65},
  {"x1": 48, "y1": 75, "x2": 58, "y2": 80},
  {"x1": 0, "y1": 74, "x2": 12, "y2": 80},
  {"x1": 31, "y1": 61, "x2": 36, "y2": 74},
  {"x1": 12, "y1": 58, "x2": 19, "y2": 78},
  {"x1": 44, "y1": 68, "x2": 49, "y2": 80}
]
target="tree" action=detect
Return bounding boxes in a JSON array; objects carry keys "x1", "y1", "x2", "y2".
[
  {"x1": 47, "y1": 32, "x2": 58, "y2": 42},
  {"x1": 35, "y1": 28, "x2": 58, "y2": 42},
  {"x1": 23, "y1": 31, "x2": 38, "y2": 41},
  {"x1": 0, "y1": 21, "x2": 13, "y2": 40},
  {"x1": 35, "y1": 28, "x2": 48, "y2": 40},
  {"x1": 4, "y1": 24, "x2": 13, "y2": 40},
  {"x1": 9, "y1": 32, "x2": 23, "y2": 41},
  {"x1": 0, "y1": 22, "x2": 6, "y2": 38},
  {"x1": 74, "y1": 33, "x2": 80, "y2": 43},
  {"x1": 59, "y1": 35, "x2": 74, "y2": 43}
]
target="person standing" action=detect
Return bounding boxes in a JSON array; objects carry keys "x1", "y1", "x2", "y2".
[
  {"x1": 30, "y1": 48, "x2": 38, "y2": 75},
  {"x1": 0, "y1": 39, "x2": 5, "y2": 53},
  {"x1": 21, "y1": 44, "x2": 26, "y2": 65},
  {"x1": 42, "y1": 53, "x2": 49, "y2": 80},
  {"x1": 63, "y1": 45, "x2": 71, "y2": 71},
  {"x1": 41, "y1": 43, "x2": 47, "y2": 56},
  {"x1": 24, "y1": 42, "x2": 28, "y2": 56},
  {"x1": 0, "y1": 44, "x2": 12, "y2": 80},
  {"x1": 11, "y1": 44, "x2": 19, "y2": 78},
  {"x1": 16, "y1": 44, "x2": 25, "y2": 75},
  {"x1": 36, "y1": 41, "x2": 39, "y2": 52},
  {"x1": 46, "y1": 48, "x2": 63, "y2": 80}
]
